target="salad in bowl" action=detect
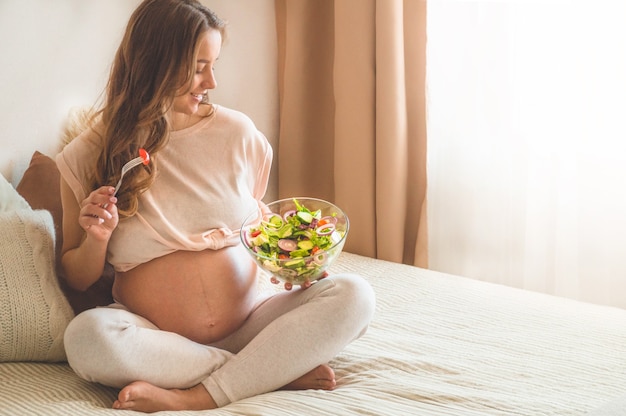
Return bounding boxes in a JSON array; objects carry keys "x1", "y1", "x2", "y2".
[{"x1": 240, "y1": 197, "x2": 349, "y2": 290}]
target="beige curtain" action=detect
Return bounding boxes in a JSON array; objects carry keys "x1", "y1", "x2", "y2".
[{"x1": 275, "y1": 0, "x2": 427, "y2": 267}]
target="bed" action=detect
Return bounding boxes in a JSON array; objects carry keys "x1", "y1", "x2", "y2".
[{"x1": 2, "y1": 152, "x2": 626, "y2": 416}]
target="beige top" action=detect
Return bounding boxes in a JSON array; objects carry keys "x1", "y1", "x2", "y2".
[{"x1": 56, "y1": 105, "x2": 273, "y2": 272}]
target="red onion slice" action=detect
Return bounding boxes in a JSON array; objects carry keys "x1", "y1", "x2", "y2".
[
  {"x1": 282, "y1": 210, "x2": 297, "y2": 221},
  {"x1": 320, "y1": 215, "x2": 337, "y2": 225},
  {"x1": 316, "y1": 223, "x2": 335, "y2": 236},
  {"x1": 313, "y1": 252, "x2": 328, "y2": 265},
  {"x1": 278, "y1": 239, "x2": 298, "y2": 252}
]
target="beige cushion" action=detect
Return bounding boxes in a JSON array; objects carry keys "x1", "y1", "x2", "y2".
[{"x1": 0, "y1": 208, "x2": 74, "y2": 362}]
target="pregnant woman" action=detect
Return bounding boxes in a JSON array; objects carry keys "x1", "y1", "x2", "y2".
[{"x1": 56, "y1": 0, "x2": 375, "y2": 412}]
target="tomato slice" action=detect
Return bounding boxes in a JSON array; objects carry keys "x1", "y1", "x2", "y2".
[{"x1": 139, "y1": 148, "x2": 150, "y2": 165}]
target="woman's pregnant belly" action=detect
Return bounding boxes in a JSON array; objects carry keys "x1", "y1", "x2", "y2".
[{"x1": 112, "y1": 244, "x2": 259, "y2": 345}]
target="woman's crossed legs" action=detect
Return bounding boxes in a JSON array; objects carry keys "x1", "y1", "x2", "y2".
[{"x1": 64, "y1": 274, "x2": 375, "y2": 412}]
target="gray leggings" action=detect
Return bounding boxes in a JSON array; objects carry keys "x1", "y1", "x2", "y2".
[{"x1": 63, "y1": 274, "x2": 376, "y2": 407}]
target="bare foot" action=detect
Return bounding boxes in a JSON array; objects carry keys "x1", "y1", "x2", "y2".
[
  {"x1": 112, "y1": 381, "x2": 216, "y2": 413},
  {"x1": 281, "y1": 364, "x2": 336, "y2": 391}
]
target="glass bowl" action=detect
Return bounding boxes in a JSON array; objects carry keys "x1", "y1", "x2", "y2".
[{"x1": 240, "y1": 197, "x2": 349, "y2": 289}]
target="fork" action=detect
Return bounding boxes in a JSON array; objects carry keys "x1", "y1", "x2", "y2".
[
  {"x1": 112, "y1": 148, "x2": 150, "y2": 196},
  {"x1": 113, "y1": 158, "x2": 142, "y2": 195},
  {"x1": 103, "y1": 149, "x2": 150, "y2": 209}
]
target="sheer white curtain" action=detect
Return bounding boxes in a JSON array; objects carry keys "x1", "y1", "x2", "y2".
[{"x1": 426, "y1": 1, "x2": 626, "y2": 308}]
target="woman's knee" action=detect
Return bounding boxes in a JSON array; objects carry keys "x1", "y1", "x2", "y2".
[
  {"x1": 64, "y1": 307, "x2": 139, "y2": 385},
  {"x1": 329, "y1": 273, "x2": 376, "y2": 326}
]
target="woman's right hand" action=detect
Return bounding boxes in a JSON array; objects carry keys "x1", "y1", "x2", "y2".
[{"x1": 78, "y1": 186, "x2": 119, "y2": 241}]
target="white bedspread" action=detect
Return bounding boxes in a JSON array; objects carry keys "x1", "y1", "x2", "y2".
[{"x1": 1, "y1": 252, "x2": 625, "y2": 415}]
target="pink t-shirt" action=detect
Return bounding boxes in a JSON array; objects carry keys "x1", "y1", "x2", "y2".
[{"x1": 56, "y1": 105, "x2": 273, "y2": 272}]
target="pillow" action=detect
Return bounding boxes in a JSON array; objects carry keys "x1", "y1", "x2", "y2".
[
  {"x1": 0, "y1": 173, "x2": 29, "y2": 212},
  {"x1": 16, "y1": 151, "x2": 64, "y2": 259},
  {"x1": 0, "y1": 208, "x2": 75, "y2": 362},
  {"x1": 15, "y1": 151, "x2": 114, "y2": 315}
]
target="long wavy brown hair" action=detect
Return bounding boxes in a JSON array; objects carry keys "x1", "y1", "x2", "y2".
[{"x1": 90, "y1": 0, "x2": 226, "y2": 218}]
